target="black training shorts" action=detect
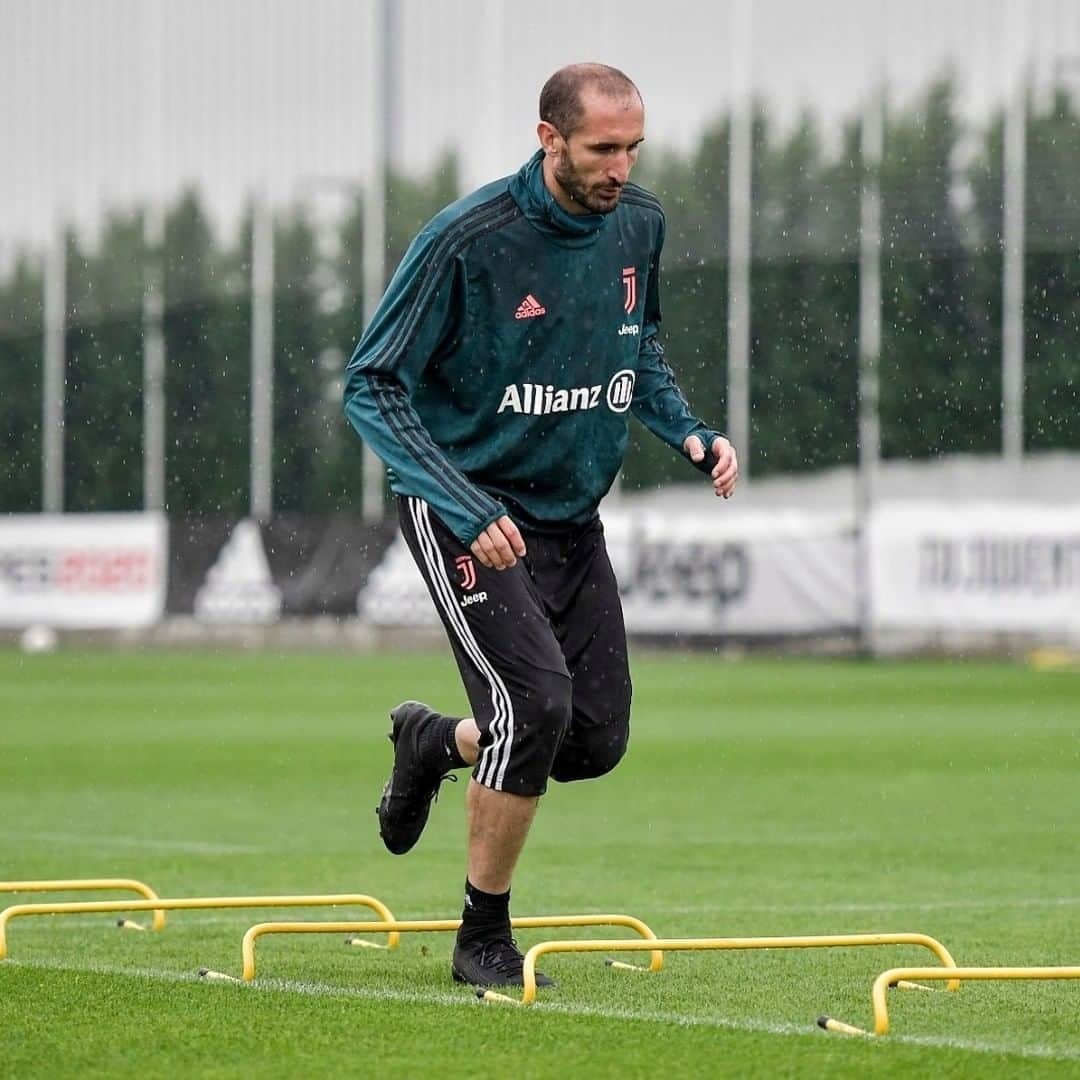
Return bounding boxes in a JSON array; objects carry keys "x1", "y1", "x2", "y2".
[{"x1": 398, "y1": 496, "x2": 632, "y2": 797}]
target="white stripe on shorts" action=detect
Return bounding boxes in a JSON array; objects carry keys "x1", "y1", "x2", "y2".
[{"x1": 407, "y1": 498, "x2": 515, "y2": 790}]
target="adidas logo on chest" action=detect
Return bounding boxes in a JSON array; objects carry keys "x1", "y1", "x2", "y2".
[{"x1": 514, "y1": 294, "x2": 546, "y2": 319}]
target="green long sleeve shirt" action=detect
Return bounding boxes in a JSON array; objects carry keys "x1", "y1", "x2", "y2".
[{"x1": 344, "y1": 149, "x2": 720, "y2": 547}]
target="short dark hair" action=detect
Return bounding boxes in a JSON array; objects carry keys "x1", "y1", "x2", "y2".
[{"x1": 539, "y1": 63, "x2": 642, "y2": 137}]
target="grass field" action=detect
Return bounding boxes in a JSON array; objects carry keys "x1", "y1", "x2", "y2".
[{"x1": 2, "y1": 648, "x2": 1078, "y2": 1078}]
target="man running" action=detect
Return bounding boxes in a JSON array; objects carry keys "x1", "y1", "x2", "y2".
[{"x1": 344, "y1": 62, "x2": 738, "y2": 989}]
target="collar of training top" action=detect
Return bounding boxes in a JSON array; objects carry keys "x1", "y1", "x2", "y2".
[{"x1": 508, "y1": 149, "x2": 609, "y2": 248}]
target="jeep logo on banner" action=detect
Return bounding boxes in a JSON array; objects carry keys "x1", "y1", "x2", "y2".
[
  {"x1": 622, "y1": 538, "x2": 750, "y2": 610},
  {"x1": 601, "y1": 507, "x2": 858, "y2": 636}
]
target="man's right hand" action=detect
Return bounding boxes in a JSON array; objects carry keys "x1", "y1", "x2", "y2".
[{"x1": 470, "y1": 515, "x2": 526, "y2": 570}]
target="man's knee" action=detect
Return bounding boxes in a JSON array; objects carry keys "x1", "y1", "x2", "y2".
[
  {"x1": 476, "y1": 668, "x2": 573, "y2": 796},
  {"x1": 549, "y1": 711, "x2": 630, "y2": 783},
  {"x1": 530, "y1": 667, "x2": 574, "y2": 741}
]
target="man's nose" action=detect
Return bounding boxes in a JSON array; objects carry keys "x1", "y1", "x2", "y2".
[{"x1": 608, "y1": 154, "x2": 632, "y2": 184}]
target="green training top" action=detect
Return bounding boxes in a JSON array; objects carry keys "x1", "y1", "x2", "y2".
[{"x1": 343, "y1": 149, "x2": 720, "y2": 547}]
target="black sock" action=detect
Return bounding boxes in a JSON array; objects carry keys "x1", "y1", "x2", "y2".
[
  {"x1": 458, "y1": 878, "x2": 511, "y2": 947},
  {"x1": 418, "y1": 713, "x2": 467, "y2": 771}
]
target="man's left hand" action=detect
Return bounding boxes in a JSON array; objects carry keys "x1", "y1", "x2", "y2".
[{"x1": 683, "y1": 434, "x2": 739, "y2": 499}]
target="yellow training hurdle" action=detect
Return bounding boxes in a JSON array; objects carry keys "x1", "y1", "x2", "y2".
[
  {"x1": 478, "y1": 932, "x2": 960, "y2": 1006},
  {"x1": 0, "y1": 879, "x2": 166, "y2": 930},
  {"x1": 819, "y1": 964, "x2": 1080, "y2": 1036},
  {"x1": 0, "y1": 894, "x2": 397, "y2": 960},
  {"x1": 209, "y1": 912, "x2": 662, "y2": 982},
  {"x1": 7, "y1": 880, "x2": 1074, "y2": 1041}
]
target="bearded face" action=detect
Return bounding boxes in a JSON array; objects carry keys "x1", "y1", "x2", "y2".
[
  {"x1": 551, "y1": 142, "x2": 625, "y2": 214},
  {"x1": 542, "y1": 87, "x2": 644, "y2": 217}
]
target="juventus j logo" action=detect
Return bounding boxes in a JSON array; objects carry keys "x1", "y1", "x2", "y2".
[
  {"x1": 622, "y1": 266, "x2": 637, "y2": 314},
  {"x1": 455, "y1": 554, "x2": 477, "y2": 591}
]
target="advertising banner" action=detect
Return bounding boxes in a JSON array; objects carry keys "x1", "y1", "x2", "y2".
[
  {"x1": 0, "y1": 513, "x2": 168, "y2": 628},
  {"x1": 359, "y1": 536, "x2": 440, "y2": 627},
  {"x1": 870, "y1": 502, "x2": 1080, "y2": 633},
  {"x1": 359, "y1": 507, "x2": 858, "y2": 636},
  {"x1": 168, "y1": 515, "x2": 396, "y2": 618},
  {"x1": 603, "y1": 508, "x2": 857, "y2": 636}
]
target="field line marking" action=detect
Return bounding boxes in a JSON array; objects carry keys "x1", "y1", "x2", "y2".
[
  {"x1": 3, "y1": 957, "x2": 1079, "y2": 1064},
  {"x1": 655, "y1": 896, "x2": 1080, "y2": 915},
  {"x1": 0, "y1": 830, "x2": 264, "y2": 855}
]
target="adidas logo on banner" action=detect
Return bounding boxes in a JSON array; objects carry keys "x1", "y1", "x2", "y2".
[
  {"x1": 514, "y1": 294, "x2": 546, "y2": 320},
  {"x1": 194, "y1": 519, "x2": 283, "y2": 624}
]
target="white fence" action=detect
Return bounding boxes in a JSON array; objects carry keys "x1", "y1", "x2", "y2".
[
  {"x1": 358, "y1": 500, "x2": 1080, "y2": 646},
  {"x1": 4, "y1": 501, "x2": 1079, "y2": 648}
]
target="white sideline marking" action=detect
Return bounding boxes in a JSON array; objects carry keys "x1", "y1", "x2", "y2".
[
  {"x1": 657, "y1": 896, "x2": 1080, "y2": 916},
  {"x1": 0, "y1": 830, "x2": 263, "y2": 855},
  {"x1": 3, "y1": 957, "x2": 1079, "y2": 1065}
]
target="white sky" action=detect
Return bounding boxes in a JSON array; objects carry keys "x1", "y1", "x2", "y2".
[{"x1": 2, "y1": 0, "x2": 1077, "y2": 259}]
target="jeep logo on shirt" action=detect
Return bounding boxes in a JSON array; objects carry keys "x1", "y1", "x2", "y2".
[{"x1": 497, "y1": 370, "x2": 637, "y2": 416}]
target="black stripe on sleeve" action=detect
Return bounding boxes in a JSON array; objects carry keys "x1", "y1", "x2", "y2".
[
  {"x1": 641, "y1": 338, "x2": 697, "y2": 418},
  {"x1": 366, "y1": 194, "x2": 521, "y2": 374},
  {"x1": 369, "y1": 374, "x2": 502, "y2": 527}
]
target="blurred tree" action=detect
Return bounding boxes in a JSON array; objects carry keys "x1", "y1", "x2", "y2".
[
  {"x1": 327, "y1": 153, "x2": 461, "y2": 510},
  {"x1": 64, "y1": 213, "x2": 143, "y2": 511},
  {"x1": 386, "y1": 152, "x2": 460, "y2": 275},
  {"x1": 751, "y1": 111, "x2": 859, "y2": 475},
  {"x1": 626, "y1": 117, "x2": 731, "y2": 490},
  {"x1": 972, "y1": 88, "x2": 1080, "y2": 451},
  {"x1": 2, "y1": 95, "x2": 1079, "y2": 518},
  {"x1": 268, "y1": 205, "x2": 330, "y2": 512},
  {"x1": 622, "y1": 261, "x2": 728, "y2": 492},
  {"x1": 634, "y1": 108, "x2": 860, "y2": 482},
  {"x1": 0, "y1": 255, "x2": 43, "y2": 511},
  {"x1": 334, "y1": 151, "x2": 460, "y2": 339},
  {"x1": 1025, "y1": 89, "x2": 1080, "y2": 449},
  {"x1": 878, "y1": 80, "x2": 1000, "y2": 460},
  {"x1": 164, "y1": 189, "x2": 249, "y2": 515},
  {"x1": 643, "y1": 115, "x2": 731, "y2": 265}
]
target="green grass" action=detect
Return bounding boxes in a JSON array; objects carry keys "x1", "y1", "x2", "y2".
[{"x1": 1, "y1": 648, "x2": 1078, "y2": 1078}]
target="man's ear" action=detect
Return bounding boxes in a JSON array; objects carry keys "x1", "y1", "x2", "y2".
[{"x1": 537, "y1": 121, "x2": 563, "y2": 157}]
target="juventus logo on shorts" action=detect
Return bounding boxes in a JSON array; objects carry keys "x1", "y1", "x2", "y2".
[{"x1": 455, "y1": 554, "x2": 477, "y2": 591}]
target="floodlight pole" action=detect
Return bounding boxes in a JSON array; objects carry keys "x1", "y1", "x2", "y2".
[
  {"x1": 142, "y1": 205, "x2": 166, "y2": 512},
  {"x1": 360, "y1": 0, "x2": 391, "y2": 523},
  {"x1": 858, "y1": 98, "x2": 883, "y2": 503},
  {"x1": 140, "y1": 0, "x2": 167, "y2": 514},
  {"x1": 42, "y1": 225, "x2": 66, "y2": 513},
  {"x1": 727, "y1": 0, "x2": 752, "y2": 478},
  {"x1": 250, "y1": 194, "x2": 275, "y2": 522},
  {"x1": 1002, "y1": 0, "x2": 1027, "y2": 465},
  {"x1": 857, "y1": 62, "x2": 884, "y2": 655}
]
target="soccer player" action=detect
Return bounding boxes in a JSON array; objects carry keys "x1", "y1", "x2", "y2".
[{"x1": 344, "y1": 63, "x2": 738, "y2": 989}]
